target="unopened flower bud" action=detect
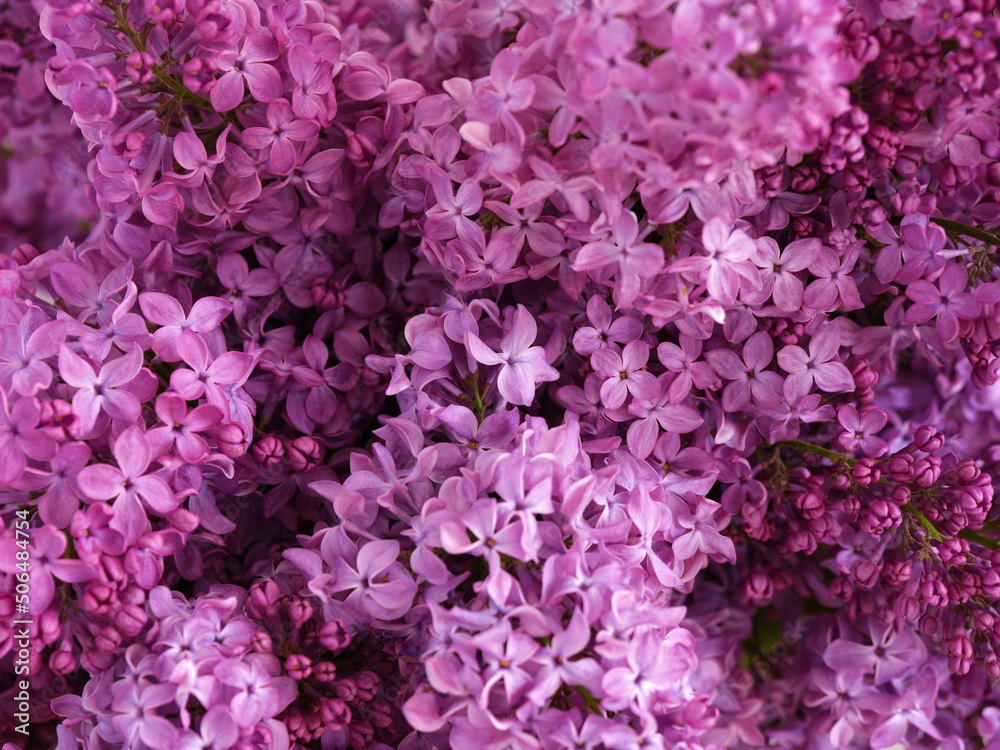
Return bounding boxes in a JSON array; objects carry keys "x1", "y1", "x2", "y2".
[
  {"x1": 894, "y1": 594, "x2": 919, "y2": 621},
  {"x1": 285, "y1": 654, "x2": 313, "y2": 680},
  {"x1": 830, "y1": 574, "x2": 854, "y2": 602},
  {"x1": 851, "y1": 559, "x2": 880, "y2": 588},
  {"x1": 311, "y1": 277, "x2": 346, "y2": 311},
  {"x1": 253, "y1": 436, "x2": 285, "y2": 467},
  {"x1": 890, "y1": 484, "x2": 911, "y2": 505},
  {"x1": 851, "y1": 458, "x2": 880, "y2": 485},
  {"x1": 288, "y1": 436, "x2": 324, "y2": 472},
  {"x1": 215, "y1": 422, "x2": 247, "y2": 457},
  {"x1": 794, "y1": 492, "x2": 825, "y2": 520},
  {"x1": 913, "y1": 425, "x2": 945, "y2": 452},
  {"x1": 251, "y1": 631, "x2": 273, "y2": 653},
  {"x1": 886, "y1": 453, "x2": 914, "y2": 483},
  {"x1": 49, "y1": 649, "x2": 76, "y2": 675},
  {"x1": 912, "y1": 456, "x2": 941, "y2": 487},
  {"x1": 318, "y1": 618, "x2": 351, "y2": 651},
  {"x1": 314, "y1": 660, "x2": 337, "y2": 682},
  {"x1": 955, "y1": 458, "x2": 981, "y2": 483}
]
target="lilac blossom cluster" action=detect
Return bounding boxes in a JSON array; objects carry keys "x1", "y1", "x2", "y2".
[{"x1": 2, "y1": 0, "x2": 1000, "y2": 746}]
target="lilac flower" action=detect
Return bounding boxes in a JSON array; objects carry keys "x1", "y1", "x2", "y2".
[
  {"x1": 776, "y1": 324, "x2": 855, "y2": 404},
  {"x1": 591, "y1": 340, "x2": 660, "y2": 409},
  {"x1": 656, "y1": 335, "x2": 717, "y2": 403},
  {"x1": 704, "y1": 332, "x2": 784, "y2": 411},
  {"x1": 77, "y1": 425, "x2": 179, "y2": 543},
  {"x1": 745, "y1": 237, "x2": 820, "y2": 312},
  {"x1": 170, "y1": 330, "x2": 257, "y2": 416},
  {"x1": 837, "y1": 405, "x2": 888, "y2": 457},
  {"x1": 109, "y1": 683, "x2": 179, "y2": 749},
  {"x1": 0, "y1": 315, "x2": 65, "y2": 396},
  {"x1": 0, "y1": 392, "x2": 56, "y2": 485},
  {"x1": 58, "y1": 345, "x2": 144, "y2": 434},
  {"x1": 213, "y1": 657, "x2": 296, "y2": 727},
  {"x1": 147, "y1": 393, "x2": 224, "y2": 463},
  {"x1": 601, "y1": 629, "x2": 697, "y2": 711},
  {"x1": 822, "y1": 618, "x2": 928, "y2": 685},
  {"x1": 670, "y1": 218, "x2": 760, "y2": 305},
  {"x1": 573, "y1": 296, "x2": 643, "y2": 357},
  {"x1": 0, "y1": 525, "x2": 94, "y2": 615},
  {"x1": 904, "y1": 262, "x2": 979, "y2": 342},
  {"x1": 211, "y1": 33, "x2": 282, "y2": 111},
  {"x1": 526, "y1": 610, "x2": 602, "y2": 704},
  {"x1": 465, "y1": 305, "x2": 559, "y2": 406},
  {"x1": 139, "y1": 293, "x2": 233, "y2": 362},
  {"x1": 241, "y1": 99, "x2": 320, "y2": 174},
  {"x1": 573, "y1": 211, "x2": 664, "y2": 309}
]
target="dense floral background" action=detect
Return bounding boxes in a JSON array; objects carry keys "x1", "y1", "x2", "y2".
[{"x1": 2, "y1": 0, "x2": 1000, "y2": 747}]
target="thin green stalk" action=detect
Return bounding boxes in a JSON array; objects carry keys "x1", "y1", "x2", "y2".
[{"x1": 929, "y1": 218, "x2": 1000, "y2": 250}]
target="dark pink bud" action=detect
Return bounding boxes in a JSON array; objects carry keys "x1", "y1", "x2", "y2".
[
  {"x1": 851, "y1": 458, "x2": 880, "y2": 485},
  {"x1": 912, "y1": 456, "x2": 941, "y2": 487},
  {"x1": 890, "y1": 485, "x2": 911, "y2": 505},
  {"x1": 945, "y1": 635, "x2": 974, "y2": 674},
  {"x1": 894, "y1": 594, "x2": 919, "y2": 620},
  {"x1": 94, "y1": 625, "x2": 122, "y2": 653},
  {"x1": 285, "y1": 654, "x2": 313, "y2": 680},
  {"x1": 318, "y1": 618, "x2": 351, "y2": 651},
  {"x1": 851, "y1": 559, "x2": 879, "y2": 588},
  {"x1": 288, "y1": 436, "x2": 324, "y2": 472},
  {"x1": 919, "y1": 613, "x2": 939, "y2": 636},
  {"x1": 913, "y1": 425, "x2": 945, "y2": 452},
  {"x1": 81, "y1": 582, "x2": 115, "y2": 614},
  {"x1": 287, "y1": 597, "x2": 313, "y2": 627},
  {"x1": 49, "y1": 649, "x2": 76, "y2": 675},
  {"x1": 253, "y1": 436, "x2": 285, "y2": 467},
  {"x1": 849, "y1": 359, "x2": 878, "y2": 389},
  {"x1": 40, "y1": 610, "x2": 61, "y2": 644},
  {"x1": 984, "y1": 569, "x2": 1000, "y2": 597},
  {"x1": 886, "y1": 454, "x2": 914, "y2": 483},
  {"x1": 794, "y1": 492, "x2": 825, "y2": 520},
  {"x1": 215, "y1": 422, "x2": 247, "y2": 457},
  {"x1": 251, "y1": 631, "x2": 273, "y2": 653},
  {"x1": 841, "y1": 494, "x2": 861, "y2": 515},
  {"x1": 314, "y1": 660, "x2": 337, "y2": 682},
  {"x1": 830, "y1": 574, "x2": 854, "y2": 602},
  {"x1": 118, "y1": 604, "x2": 147, "y2": 635},
  {"x1": 311, "y1": 277, "x2": 346, "y2": 312},
  {"x1": 955, "y1": 458, "x2": 981, "y2": 483}
]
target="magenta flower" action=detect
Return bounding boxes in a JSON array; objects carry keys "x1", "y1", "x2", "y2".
[
  {"x1": 77, "y1": 425, "x2": 179, "y2": 543},
  {"x1": 170, "y1": 330, "x2": 256, "y2": 416},
  {"x1": 0, "y1": 316, "x2": 65, "y2": 396},
  {"x1": 822, "y1": 618, "x2": 928, "y2": 685},
  {"x1": 904, "y1": 262, "x2": 979, "y2": 342},
  {"x1": 0, "y1": 525, "x2": 94, "y2": 615},
  {"x1": 704, "y1": 332, "x2": 784, "y2": 412},
  {"x1": 110, "y1": 683, "x2": 179, "y2": 749},
  {"x1": 0, "y1": 392, "x2": 56, "y2": 485},
  {"x1": 657, "y1": 335, "x2": 719, "y2": 404},
  {"x1": 58, "y1": 345, "x2": 144, "y2": 434},
  {"x1": 837, "y1": 405, "x2": 888, "y2": 457},
  {"x1": 211, "y1": 33, "x2": 282, "y2": 112},
  {"x1": 776, "y1": 324, "x2": 855, "y2": 404},
  {"x1": 573, "y1": 295, "x2": 643, "y2": 357},
  {"x1": 36, "y1": 441, "x2": 93, "y2": 528},
  {"x1": 601, "y1": 629, "x2": 697, "y2": 711},
  {"x1": 140, "y1": 293, "x2": 233, "y2": 362},
  {"x1": 147, "y1": 393, "x2": 224, "y2": 463},
  {"x1": 573, "y1": 211, "x2": 664, "y2": 309},
  {"x1": 241, "y1": 99, "x2": 320, "y2": 174},
  {"x1": 746, "y1": 237, "x2": 821, "y2": 312},
  {"x1": 670, "y1": 218, "x2": 760, "y2": 305},
  {"x1": 328, "y1": 539, "x2": 418, "y2": 621},
  {"x1": 591, "y1": 340, "x2": 659, "y2": 409},
  {"x1": 465, "y1": 305, "x2": 559, "y2": 406}
]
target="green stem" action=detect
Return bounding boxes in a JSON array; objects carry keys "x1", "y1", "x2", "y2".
[
  {"x1": 575, "y1": 685, "x2": 605, "y2": 717},
  {"x1": 929, "y1": 218, "x2": 1000, "y2": 250},
  {"x1": 775, "y1": 440, "x2": 856, "y2": 467},
  {"x1": 907, "y1": 506, "x2": 944, "y2": 542}
]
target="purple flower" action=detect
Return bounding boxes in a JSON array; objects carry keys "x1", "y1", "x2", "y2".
[
  {"x1": 241, "y1": 99, "x2": 320, "y2": 174},
  {"x1": 670, "y1": 218, "x2": 760, "y2": 305},
  {"x1": 0, "y1": 316, "x2": 65, "y2": 396},
  {"x1": 0, "y1": 525, "x2": 94, "y2": 615},
  {"x1": 465, "y1": 305, "x2": 559, "y2": 406},
  {"x1": 746, "y1": 237, "x2": 820, "y2": 312},
  {"x1": 147, "y1": 393, "x2": 224, "y2": 463},
  {"x1": 591, "y1": 340, "x2": 660, "y2": 409},
  {"x1": 77, "y1": 425, "x2": 179, "y2": 543},
  {"x1": 0, "y1": 392, "x2": 56, "y2": 485},
  {"x1": 837, "y1": 405, "x2": 888, "y2": 457},
  {"x1": 211, "y1": 33, "x2": 282, "y2": 112},
  {"x1": 822, "y1": 618, "x2": 928, "y2": 685},
  {"x1": 58, "y1": 345, "x2": 144, "y2": 434},
  {"x1": 776, "y1": 324, "x2": 855, "y2": 404},
  {"x1": 573, "y1": 211, "x2": 664, "y2": 309},
  {"x1": 704, "y1": 332, "x2": 784, "y2": 412},
  {"x1": 904, "y1": 262, "x2": 979, "y2": 342},
  {"x1": 213, "y1": 657, "x2": 296, "y2": 727}
]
